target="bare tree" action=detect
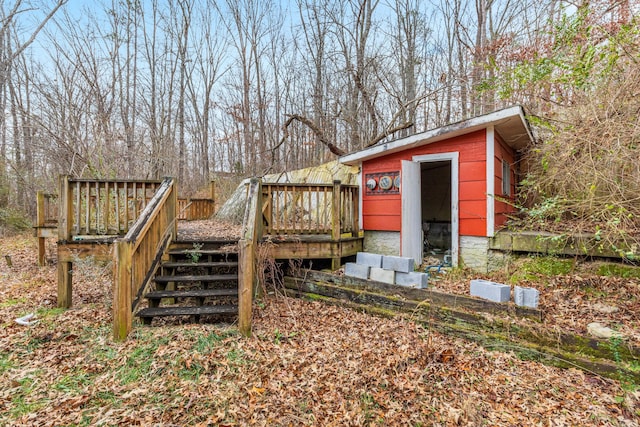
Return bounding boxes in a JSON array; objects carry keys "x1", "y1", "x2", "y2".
[{"x1": 0, "y1": 1, "x2": 66, "y2": 209}]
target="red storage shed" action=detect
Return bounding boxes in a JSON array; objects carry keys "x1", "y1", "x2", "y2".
[{"x1": 339, "y1": 106, "x2": 533, "y2": 271}]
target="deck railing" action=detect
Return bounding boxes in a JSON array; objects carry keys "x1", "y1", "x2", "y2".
[
  {"x1": 58, "y1": 176, "x2": 163, "y2": 240},
  {"x1": 177, "y1": 180, "x2": 216, "y2": 220},
  {"x1": 36, "y1": 191, "x2": 58, "y2": 226},
  {"x1": 234, "y1": 180, "x2": 361, "y2": 335},
  {"x1": 113, "y1": 177, "x2": 177, "y2": 340},
  {"x1": 35, "y1": 192, "x2": 58, "y2": 266},
  {"x1": 261, "y1": 181, "x2": 359, "y2": 238},
  {"x1": 177, "y1": 198, "x2": 215, "y2": 220}
]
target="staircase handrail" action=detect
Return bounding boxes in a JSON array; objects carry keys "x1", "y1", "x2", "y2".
[
  {"x1": 238, "y1": 178, "x2": 262, "y2": 337},
  {"x1": 112, "y1": 177, "x2": 178, "y2": 340}
]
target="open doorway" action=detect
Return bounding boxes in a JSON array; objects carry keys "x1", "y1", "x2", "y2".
[
  {"x1": 401, "y1": 153, "x2": 459, "y2": 267},
  {"x1": 421, "y1": 161, "x2": 452, "y2": 265}
]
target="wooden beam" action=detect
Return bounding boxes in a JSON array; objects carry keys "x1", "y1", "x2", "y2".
[
  {"x1": 57, "y1": 259, "x2": 72, "y2": 308},
  {"x1": 58, "y1": 175, "x2": 72, "y2": 241},
  {"x1": 57, "y1": 241, "x2": 113, "y2": 262},
  {"x1": 238, "y1": 178, "x2": 262, "y2": 337},
  {"x1": 113, "y1": 240, "x2": 132, "y2": 341},
  {"x1": 36, "y1": 191, "x2": 46, "y2": 266},
  {"x1": 331, "y1": 180, "x2": 341, "y2": 270}
]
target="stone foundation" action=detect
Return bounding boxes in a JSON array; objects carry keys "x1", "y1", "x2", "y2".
[{"x1": 363, "y1": 231, "x2": 400, "y2": 256}]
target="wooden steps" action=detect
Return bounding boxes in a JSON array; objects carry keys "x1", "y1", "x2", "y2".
[
  {"x1": 161, "y1": 261, "x2": 238, "y2": 269},
  {"x1": 135, "y1": 240, "x2": 240, "y2": 325},
  {"x1": 144, "y1": 288, "x2": 239, "y2": 300},
  {"x1": 154, "y1": 274, "x2": 237, "y2": 284},
  {"x1": 137, "y1": 305, "x2": 238, "y2": 324}
]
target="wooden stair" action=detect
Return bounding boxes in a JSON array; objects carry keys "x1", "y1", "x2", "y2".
[{"x1": 136, "y1": 239, "x2": 240, "y2": 325}]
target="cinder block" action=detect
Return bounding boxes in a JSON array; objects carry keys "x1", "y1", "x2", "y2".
[
  {"x1": 382, "y1": 255, "x2": 414, "y2": 273},
  {"x1": 514, "y1": 286, "x2": 540, "y2": 308},
  {"x1": 470, "y1": 279, "x2": 510, "y2": 303},
  {"x1": 370, "y1": 267, "x2": 395, "y2": 284},
  {"x1": 344, "y1": 262, "x2": 370, "y2": 280},
  {"x1": 356, "y1": 252, "x2": 383, "y2": 268},
  {"x1": 395, "y1": 271, "x2": 428, "y2": 289}
]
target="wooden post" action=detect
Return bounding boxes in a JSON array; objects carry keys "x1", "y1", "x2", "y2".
[
  {"x1": 352, "y1": 187, "x2": 360, "y2": 237},
  {"x1": 58, "y1": 175, "x2": 72, "y2": 241},
  {"x1": 57, "y1": 259, "x2": 72, "y2": 308},
  {"x1": 238, "y1": 178, "x2": 261, "y2": 337},
  {"x1": 57, "y1": 175, "x2": 74, "y2": 308},
  {"x1": 113, "y1": 240, "x2": 132, "y2": 341},
  {"x1": 168, "y1": 177, "x2": 178, "y2": 238},
  {"x1": 209, "y1": 179, "x2": 216, "y2": 202},
  {"x1": 331, "y1": 180, "x2": 341, "y2": 270},
  {"x1": 36, "y1": 191, "x2": 46, "y2": 266},
  {"x1": 238, "y1": 239, "x2": 253, "y2": 337}
]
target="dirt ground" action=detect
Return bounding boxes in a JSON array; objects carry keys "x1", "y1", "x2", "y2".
[{"x1": 0, "y1": 231, "x2": 639, "y2": 426}]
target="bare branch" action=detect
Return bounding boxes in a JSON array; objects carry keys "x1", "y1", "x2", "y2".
[
  {"x1": 277, "y1": 114, "x2": 347, "y2": 156},
  {"x1": 0, "y1": 1, "x2": 67, "y2": 70}
]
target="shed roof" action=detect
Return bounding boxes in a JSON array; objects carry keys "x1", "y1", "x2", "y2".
[{"x1": 339, "y1": 105, "x2": 533, "y2": 165}]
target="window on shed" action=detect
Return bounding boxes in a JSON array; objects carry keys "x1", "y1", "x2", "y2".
[{"x1": 501, "y1": 159, "x2": 511, "y2": 196}]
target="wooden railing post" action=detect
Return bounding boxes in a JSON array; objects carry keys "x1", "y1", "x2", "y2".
[
  {"x1": 169, "y1": 178, "x2": 178, "y2": 237},
  {"x1": 352, "y1": 187, "x2": 360, "y2": 237},
  {"x1": 57, "y1": 175, "x2": 73, "y2": 308},
  {"x1": 36, "y1": 191, "x2": 46, "y2": 266},
  {"x1": 113, "y1": 240, "x2": 132, "y2": 341},
  {"x1": 238, "y1": 178, "x2": 261, "y2": 337},
  {"x1": 210, "y1": 179, "x2": 216, "y2": 202},
  {"x1": 331, "y1": 180, "x2": 342, "y2": 270}
]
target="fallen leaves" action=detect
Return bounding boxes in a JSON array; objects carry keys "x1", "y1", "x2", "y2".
[{"x1": 0, "y1": 232, "x2": 639, "y2": 425}]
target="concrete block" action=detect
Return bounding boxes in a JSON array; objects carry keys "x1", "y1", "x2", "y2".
[
  {"x1": 395, "y1": 271, "x2": 428, "y2": 289},
  {"x1": 470, "y1": 279, "x2": 510, "y2": 303},
  {"x1": 382, "y1": 255, "x2": 414, "y2": 273},
  {"x1": 356, "y1": 252, "x2": 383, "y2": 268},
  {"x1": 344, "y1": 262, "x2": 370, "y2": 280},
  {"x1": 370, "y1": 267, "x2": 395, "y2": 284},
  {"x1": 514, "y1": 286, "x2": 540, "y2": 308}
]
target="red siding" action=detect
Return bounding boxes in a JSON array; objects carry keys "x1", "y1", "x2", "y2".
[
  {"x1": 493, "y1": 134, "x2": 517, "y2": 230},
  {"x1": 362, "y1": 129, "x2": 487, "y2": 236}
]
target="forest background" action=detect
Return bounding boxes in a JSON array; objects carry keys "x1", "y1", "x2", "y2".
[{"x1": 1, "y1": 0, "x2": 639, "y2": 250}]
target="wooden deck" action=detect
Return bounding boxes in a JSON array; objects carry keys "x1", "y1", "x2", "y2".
[{"x1": 40, "y1": 176, "x2": 363, "y2": 340}]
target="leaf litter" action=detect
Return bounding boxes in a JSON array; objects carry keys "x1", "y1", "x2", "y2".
[{"x1": 0, "y1": 233, "x2": 638, "y2": 426}]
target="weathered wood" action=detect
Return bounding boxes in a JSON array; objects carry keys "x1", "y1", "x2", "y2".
[
  {"x1": 238, "y1": 240, "x2": 254, "y2": 337},
  {"x1": 162, "y1": 261, "x2": 239, "y2": 269},
  {"x1": 113, "y1": 240, "x2": 132, "y2": 340},
  {"x1": 57, "y1": 260, "x2": 72, "y2": 308},
  {"x1": 57, "y1": 241, "x2": 113, "y2": 263},
  {"x1": 145, "y1": 288, "x2": 238, "y2": 300},
  {"x1": 286, "y1": 289, "x2": 639, "y2": 382},
  {"x1": 331, "y1": 181, "x2": 343, "y2": 270},
  {"x1": 154, "y1": 274, "x2": 238, "y2": 283},
  {"x1": 36, "y1": 191, "x2": 46, "y2": 266},
  {"x1": 112, "y1": 177, "x2": 177, "y2": 341},
  {"x1": 301, "y1": 270, "x2": 541, "y2": 320},
  {"x1": 137, "y1": 304, "x2": 237, "y2": 319},
  {"x1": 283, "y1": 278, "x2": 640, "y2": 382},
  {"x1": 58, "y1": 175, "x2": 73, "y2": 241},
  {"x1": 263, "y1": 237, "x2": 363, "y2": 262},
  {"x1": 238, "y1": 178, "x2": 262, "y2": 337}
]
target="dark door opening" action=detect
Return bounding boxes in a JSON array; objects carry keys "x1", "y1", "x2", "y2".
[{"x1": 420, "y1": 160, "x2": 452, "y2": 264}]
